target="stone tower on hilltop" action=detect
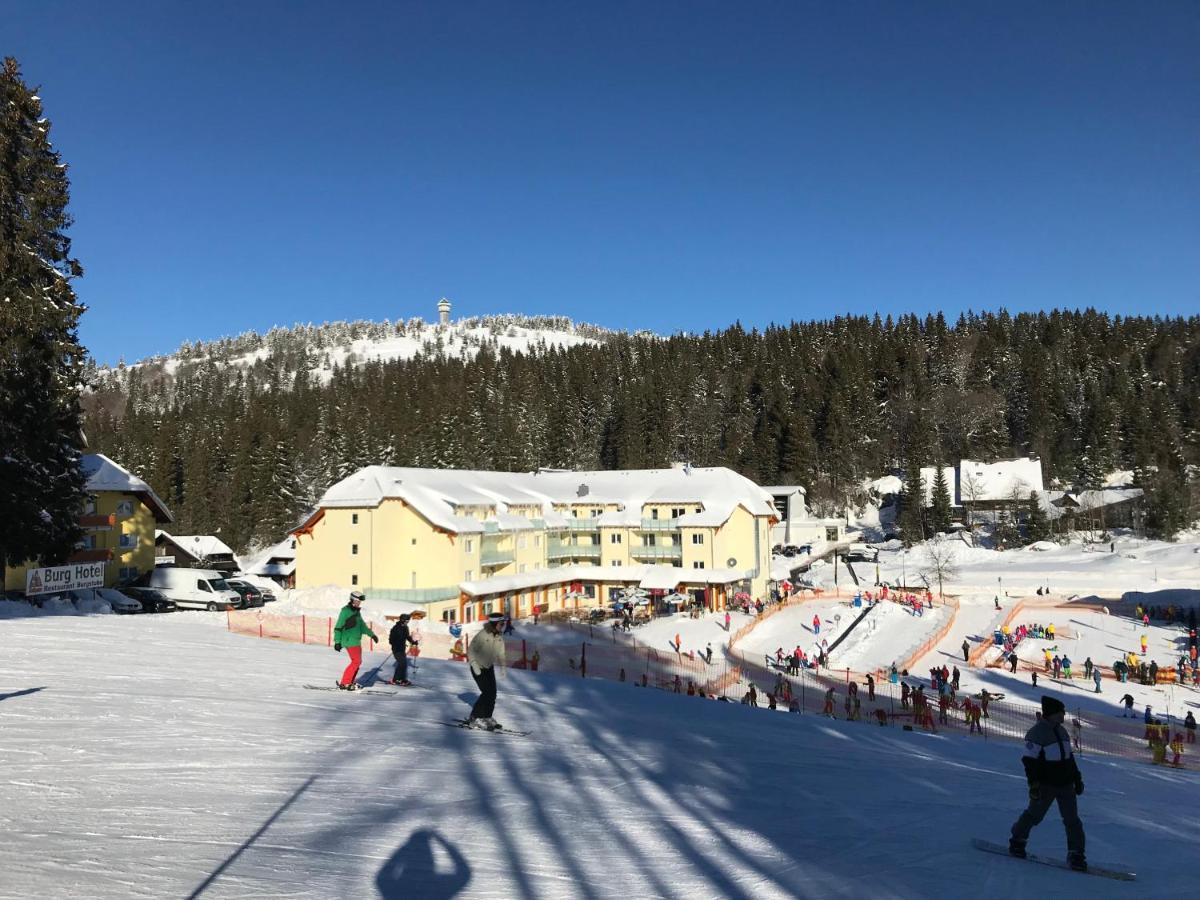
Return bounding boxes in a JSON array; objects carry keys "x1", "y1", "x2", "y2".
[{"x1": 437, "y1": 297, "x2": 451, "y2": 325}]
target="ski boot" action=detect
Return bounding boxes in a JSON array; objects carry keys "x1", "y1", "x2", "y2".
[
  {"x1": 1067, "y1": 852, "x2": 1087, "y2": 873},
  {"x1": 1008, "y1": 839, "x2": 1027, "y2": 859}
]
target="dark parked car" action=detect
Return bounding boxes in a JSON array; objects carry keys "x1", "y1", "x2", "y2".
[
  {"x1": 123, "y1": 586, "x2": 178, "y2": 613},
  {"x1": 226, "y1": 579, "x2": 264, "y2": 608}
]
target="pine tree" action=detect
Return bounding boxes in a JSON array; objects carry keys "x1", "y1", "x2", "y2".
[
  {"x1": 0, "y1": 58, "x2": 88, "y2": 573},
  {"x1": 1025, "y1": 490, "x2": 1052, "y2": 543},
  {"x1": 929, "y1": 464, "x2": 953, "y2": 534},
  {"x1": 897, "y1": 456, "x2": 927, "y2": 545}
]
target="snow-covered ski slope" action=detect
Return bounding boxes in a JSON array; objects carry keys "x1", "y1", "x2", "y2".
[{"x1": 1, "y1": 614, "x2": 1195, "y2": 898}]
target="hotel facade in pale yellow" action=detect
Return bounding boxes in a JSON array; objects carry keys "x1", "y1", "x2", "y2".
[
  {"x1": 3, "y1": 454, "x2": 173, "y2": 593},
  {"x1": 293, "y1": 466, "x2": 778, "y2": 623}
]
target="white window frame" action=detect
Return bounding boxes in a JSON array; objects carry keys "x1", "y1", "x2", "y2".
[
  {"x1": 693, "y1": 561, "x2": 705, "y2": 569},
  {"x1": 466, "y1": 539, "x2": 474, "y2": 553},
  {"x1": 692, "y1": 533, "x2": 705, "y2": 545},
  {"x1": 351, "y1": 544, "x2": 358, "y2": 556},
  {"x1": 352, "y1": 513, "x2": 359, "y2": 525},
  {"x1": 115, "y1": 500, "x2": 134, "y2": 518},
  {"x1": 118, "y1": 533, "x2": 137, "y2": 550},
  {"x1": 610, "y1": 533, "x2": 622, "y2": 544}
]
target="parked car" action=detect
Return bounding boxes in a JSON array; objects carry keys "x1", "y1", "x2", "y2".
[
  {"x1": 122, "y1": 586, "x2": 178, "y2": 613},
  {"x1": 225, "y1": 579, "x2": 264, "y2": 608},
  {"x1": 259, "y1": 586, "x2": 277, "y2": 603},
  {"x1": 62, "y1": 587, "x2": 142, "y2": 614},
  {"x1": 148, "y1": 567, "x2": 241, "y2": 611}
]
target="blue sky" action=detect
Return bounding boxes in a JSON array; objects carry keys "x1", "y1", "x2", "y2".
[{"x1": 9, "y1": 1, "x2": 1199, "y2": 365}]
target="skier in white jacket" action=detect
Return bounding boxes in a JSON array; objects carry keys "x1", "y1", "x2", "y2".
[{"x1": 467, "y1": 612, "x2": 508, "y2": 729}]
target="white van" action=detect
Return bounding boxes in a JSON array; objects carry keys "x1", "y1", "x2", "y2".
[{"x1": 148, "y1": 568, "x2": 242, "y2": 611}]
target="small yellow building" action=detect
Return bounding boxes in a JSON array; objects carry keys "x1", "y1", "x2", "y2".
[
  {"x1": 3, "y1": 454, "x2": 173, "y2": 593},
  {"x1": 293, "y1": 465, "x2": 778, "y2": 623}
]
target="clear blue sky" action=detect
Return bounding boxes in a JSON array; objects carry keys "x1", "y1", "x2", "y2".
[{"x1": 9, "y1": 1, "x2": 1199, "y2": 365}]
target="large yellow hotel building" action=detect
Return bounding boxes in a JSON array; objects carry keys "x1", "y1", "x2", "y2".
[{"x1": 293, "y1": 465, "x2": 778, "y2": 623}]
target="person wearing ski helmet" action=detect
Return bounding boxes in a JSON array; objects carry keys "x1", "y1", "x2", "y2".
[
  {"x1": 333, "y1": 590, "x2": 378, "y2": 690},
  {"x1": 466, "y1": 612, "x2": 507, "y2": 729},
  {"x1": 1009, "y1": 695, "x2": 1086, "y2": 871},
  {"x1": 388, "y1": 612, "x2": 419, "y2": 685}
]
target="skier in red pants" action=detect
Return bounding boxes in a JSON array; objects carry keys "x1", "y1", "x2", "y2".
[{"x1": 333, "y1": 591, "x2": 378, "y2": 690}]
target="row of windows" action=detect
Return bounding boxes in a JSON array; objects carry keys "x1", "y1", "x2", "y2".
[
  {"x1": 351, "y1": 530, "x2": 706, "y2": 555},
  {"x1": 78, "y1": 533, "x2": 140, "y2": 550}
]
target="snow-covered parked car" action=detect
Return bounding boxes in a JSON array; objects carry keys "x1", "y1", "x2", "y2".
[{"x1": 65, "y1": 587, "x2": 141, "y2": 614}]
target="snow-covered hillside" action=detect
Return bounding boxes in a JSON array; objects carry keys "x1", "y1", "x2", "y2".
[
  {"x1": 1, "y1": 613, "x2": 1196, "y2": 898},
  {"x1": 97, "y1": 313, "x2": 617, "y2": 386}
]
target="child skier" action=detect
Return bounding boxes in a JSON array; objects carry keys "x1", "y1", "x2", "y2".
[{"x1": 387, "y1": 613, "x2": 419, "y2": 685}]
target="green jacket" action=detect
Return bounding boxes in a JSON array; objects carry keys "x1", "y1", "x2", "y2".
[{"x1": 334, "y1": 605, "x2": 378, "y2": 648}]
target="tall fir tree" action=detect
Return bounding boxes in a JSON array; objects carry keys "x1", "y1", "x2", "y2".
[
  {"x1": 0, "y1": 58, "x2": 88, "y2": 574},
  {"x1": 1025, "y1": 490, "x2": 1052, "y2": 543},
  {"x1": 929, "y1": 464, "x2": 953, "y2": 534}
]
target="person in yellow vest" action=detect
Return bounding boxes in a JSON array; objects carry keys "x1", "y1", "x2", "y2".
[{"x1": 1046, "y1": 623, "x2": 1055, "y2": 640}]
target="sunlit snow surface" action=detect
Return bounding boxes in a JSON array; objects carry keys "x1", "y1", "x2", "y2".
[{"x1": 1, "y1": 612, "x2": 1195, "y2": 898}]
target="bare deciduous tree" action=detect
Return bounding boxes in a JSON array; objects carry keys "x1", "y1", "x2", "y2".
[{"x1": 921, "y1": 536, "x2": 960, "y2": 599}]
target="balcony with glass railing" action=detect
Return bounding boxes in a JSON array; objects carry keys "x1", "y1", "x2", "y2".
[
  {"x1": 630, "y1": 544, "x2": 683, "y2": 561},
  {"x1": 547, "y1": 540, "x2": 602, "y2": 560},
  {"x1": 639, "y1": 518, "x2": 681, "y2": 531},
  {"x1": 481, "y1": 549, "x2": 515, "y2": 567},
  {"x1": 365, "y1": 586, "x2": 460, "y2": 604}
]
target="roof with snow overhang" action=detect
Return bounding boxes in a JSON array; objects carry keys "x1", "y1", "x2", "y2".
[
  {"x1": 958, "y1": 457, "x2": 1044, "y2": 502},
  {"x1": 157, "y1": 531, "x2": 235, "y2": 560},
  {"x1": 313, "y1": 466, "x2": 777, "y2": 536},
  {"x1": 80, "y1": 454, "x2": 173, "y2": 523}
]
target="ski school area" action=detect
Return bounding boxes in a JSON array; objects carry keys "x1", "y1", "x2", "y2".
[{"x1": 2, "y1": 537, "x2": 1199, "y2": 897}]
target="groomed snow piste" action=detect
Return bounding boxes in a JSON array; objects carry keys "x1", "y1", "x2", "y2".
[{"x1": 1, "y1": 613, "x2": 1196, "y2": 898}]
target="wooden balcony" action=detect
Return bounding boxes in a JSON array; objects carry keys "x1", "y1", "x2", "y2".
[
  {"x1": 68, "y1": 548, "x2": 114, "y2": 563},
  {"x1": 79, "y1": 513, "x2": 116, "y2": 528}
]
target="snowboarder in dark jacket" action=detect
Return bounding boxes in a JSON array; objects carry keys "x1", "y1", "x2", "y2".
[
  {"x1": 388, "y1": 614, "x2": 419, "y2": 685},
  {"x1": 1009, "y1": 696, "x2": 1086, "y2": 871}
]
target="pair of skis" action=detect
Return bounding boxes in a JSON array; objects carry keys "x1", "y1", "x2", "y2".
[{"x1": 300, "y1": 684, "x2": 529, "y2": 736}]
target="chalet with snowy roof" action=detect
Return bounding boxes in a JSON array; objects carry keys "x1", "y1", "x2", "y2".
[
  {"x1": 761, "y1": 485, "x2": 846, "y2": 547},
  {"x1": 1039, "y1": 488, "x2": 1145, "y2": 531},
  {"x1": 155, "y1": 532, "x2": 238, "y2": 574},
  {"x1": 908, "y1": 457, "x2": 1046, "y2": 514},
  {"x1": 3, "y1": 453, "x2": 173, "y2": 592},
  {"x1": 292, "y1": 465, "x2": 778, "y2": 623},
  {"x1": 250, "y1": 536, "x2": 297, "y2": 589}
]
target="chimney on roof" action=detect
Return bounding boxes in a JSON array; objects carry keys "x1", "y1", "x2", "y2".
[{"x1": 437, "y1": 297, "x2": 451, "y2": 325}]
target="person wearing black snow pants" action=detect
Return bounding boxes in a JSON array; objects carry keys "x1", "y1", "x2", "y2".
[
  {"x1": 466, "y1": 612, "x2": 507, "y2": 728},
  {"x1": 1009, "y1": 695, "x2": 1087, "y2": 871},
  {"x1": 388, "y1": 613, "x2": 419, "y2": 685},
  {"x1": 471, "y1": 666, "x2": 497, "y2": 719}
]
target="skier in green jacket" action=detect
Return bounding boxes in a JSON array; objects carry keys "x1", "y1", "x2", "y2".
[{"x1": 334, "y1": 590, "x2": 378, "y2": 691}]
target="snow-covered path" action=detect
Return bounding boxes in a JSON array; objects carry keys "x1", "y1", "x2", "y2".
[{"x1": 2, "y1": 613, "x2": 1198, "y2": 898}]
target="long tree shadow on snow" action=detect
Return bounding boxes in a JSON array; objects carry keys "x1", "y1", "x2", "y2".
[{"x1": 0, "y1": 686, "x2": 45, "y2": 702}]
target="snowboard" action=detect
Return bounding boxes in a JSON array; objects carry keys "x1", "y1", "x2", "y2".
[
  {"x1": 971, "y1": 838, "x2": 1135, "y2": 881},
  {"x1": 442, "y1": 719, "x2": 529, "y2": 737}
]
